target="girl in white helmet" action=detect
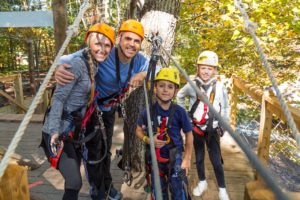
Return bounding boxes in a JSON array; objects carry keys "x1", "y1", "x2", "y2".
[{"x1": 176, "y1": 51, "x2": 230, "y2": 200}]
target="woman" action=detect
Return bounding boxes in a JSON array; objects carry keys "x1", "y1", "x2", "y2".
[{"x1": 41, "y1": 23, "x2": 115, "y2": 200}]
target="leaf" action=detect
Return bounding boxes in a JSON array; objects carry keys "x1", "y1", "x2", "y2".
[{"x1": 231, "y1": 30, "x2": 240, "y2": 40}]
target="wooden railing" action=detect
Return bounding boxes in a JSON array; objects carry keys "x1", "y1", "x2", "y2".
[
  {"x1": 0, "y1": 74, "x2": 52, "y2": 114},
  {"x1": 229, "y1": 75, "x2": 300, "y2": 199}
]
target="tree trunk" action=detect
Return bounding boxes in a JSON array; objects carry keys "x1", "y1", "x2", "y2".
[
  {"x1": 52, "y1": 0, "x2": 67, "y2": 55},
  {"x1": 123, "y1": 0, "x2": 180, "y2": 171},
  {"x1": 26, "y1": 38, "x2": 36, "y2": 94}
]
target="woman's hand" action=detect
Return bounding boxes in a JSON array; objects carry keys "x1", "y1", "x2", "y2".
[{"x1": 50, "y1": 133, "x2": 60, "y2": 155}]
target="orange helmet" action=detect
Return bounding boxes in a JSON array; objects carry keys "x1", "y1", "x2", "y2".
[
  {"x1": 119, "y1": 19, "x2": 144, "y2": 40},
  {"x1": 85, "y1": 23, "x2": 115, "y2": 45}
]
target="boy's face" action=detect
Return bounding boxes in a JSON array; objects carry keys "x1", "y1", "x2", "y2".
[
  {"x1": 197, "y1": 64, "x2": 216, "y2": 82},
  {"x1": 155, "y1": 80, "x2": 177, "y2": 102}
]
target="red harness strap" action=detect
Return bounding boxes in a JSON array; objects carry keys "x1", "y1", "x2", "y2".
[
  {"x1": 49, "y1": 141, "x2": 64, "y2": 169},
  {"x1": 155, "y1": 117, "x2": 170, "y2": 163},
  {"x1": 192, "y1": 104, "x2": 208, "y2": 137}
]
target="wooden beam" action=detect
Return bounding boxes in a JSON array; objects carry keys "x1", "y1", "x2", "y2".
[
  {"x1": 229, "y1": 77, "x2": 238, "y2": 130},
  {"x1": 0, "y1": 90, "x2": 27, "y2": 112},
  {"x1": 232, "y1": 75, "x2": 300, "y2": 131},
  {"x1": 0, "y1": 75, "x2": 17, "y2": 83},
  {"x1": 264, "y1": 93, "x2": 300, "y2": 131},
  {"x1": 257, "y1": 94, "x2": 273, "y2": 176},
  {"x1": 232, "y1": 75, "x2": 263, "y2": 103},
  {"x1": 14, "y1": 73, "x2": 24, "y2": 114}
]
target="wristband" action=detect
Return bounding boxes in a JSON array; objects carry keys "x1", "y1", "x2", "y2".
[{"x1": 143, "y1": 135, "x2": 149, "y2": 143}]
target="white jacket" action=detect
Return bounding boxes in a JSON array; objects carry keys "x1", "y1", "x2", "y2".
[{"x1": 176, "y1": 77, "x2": 230, "y2": 130}]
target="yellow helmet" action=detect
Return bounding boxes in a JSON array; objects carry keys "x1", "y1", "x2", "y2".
[
  {"x1": 119, "y1": 19, "x2": 144, "y2": 40},
  {"x1": 155, "y1": 68, "x2": 180, "y2": 86},
  {"x1": 85, "y1": 23, "x2": 115, "y2": 45}
]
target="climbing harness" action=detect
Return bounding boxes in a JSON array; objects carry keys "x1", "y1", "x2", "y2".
[
  {"x1": 151, "y1": 103, "x2": 176, "y2": 163},
  {"x1": 97, "y1": 48, "x2": 134, "y2": 108},
  {"x1": 190, "y1": 79, "x2": 217, "y2": 137}
]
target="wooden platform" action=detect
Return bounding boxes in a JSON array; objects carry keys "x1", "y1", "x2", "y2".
[{"x1": 0, "y1": 115, "x2": 255, "y2": 200}]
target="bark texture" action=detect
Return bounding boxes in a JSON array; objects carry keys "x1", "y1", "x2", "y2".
[{"x1": 52, "y1": 0, "x2": 67, "y2": 54}]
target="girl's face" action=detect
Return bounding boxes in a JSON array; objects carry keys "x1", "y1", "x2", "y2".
[
  {"x1": 197, "y1": 64, "x2": 216, "y2": 82},
  {"x1": 155, "y1": 80, "x2": 177, "y2": 102},
  {"x1": 87, "y1": 33, "x2": 112, "y2": 62}
]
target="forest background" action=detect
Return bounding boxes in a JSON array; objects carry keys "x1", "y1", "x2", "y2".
[{"x1": 0, "y1": 0, "x2": 299, "y2": 86}]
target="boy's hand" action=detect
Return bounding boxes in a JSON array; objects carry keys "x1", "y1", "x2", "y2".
[
  {"x1": 181, "y1": 158, "x2": 191, "y2": 175},
  {"x1": 55, "y1": 64, "x2": 74, "y2": 85},
  {"x1": 154, "y1": 134, "x2": 166, "y2": 148}
]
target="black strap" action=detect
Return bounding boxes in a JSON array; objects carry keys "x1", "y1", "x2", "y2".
[
  {"x1": 115, "y1": 48, "x2": 135, "y2": 89},
  {"x1": 206, "y1": 81, "x2": 217, "y2": 132},
  {"x1": 189, "y1": 79, "x2": 202, "y2": 118}
]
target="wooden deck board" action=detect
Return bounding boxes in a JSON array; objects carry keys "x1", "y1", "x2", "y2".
[{"x1": 0, "y1": 116, "x2": 255, "y2": 200}]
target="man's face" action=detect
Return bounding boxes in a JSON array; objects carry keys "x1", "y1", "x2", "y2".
[
  {"x1": 88, "y1": 33, "x2": 112, "y2": 62},
  {"x1": 118, "y1": 32, "x2": 142, "y2": 59},
  {"x1": 197, "y1": 65, "x2": 216, "y2": 82}
]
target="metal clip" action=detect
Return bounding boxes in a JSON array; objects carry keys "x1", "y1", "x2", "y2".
[
  {"x1": 97, "y1": 110, "x2": 105, "y2": 130},
  {"x1": 118, "y1": 103, "x2": 126, "y2": 119}
]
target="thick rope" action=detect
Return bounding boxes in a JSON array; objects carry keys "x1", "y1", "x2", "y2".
[
  {"x1": 143, "y1": 81, "x2": 163, "y2": 200},
  {"x1": 0, "y1": 0, "x2": 90, "y2": 179},
  {"x1": 234, "y1": 0, "x2": 300, "y2": 148},
  {"x1": 160, "y1": 46, "x2": 291, "y2": 200}
]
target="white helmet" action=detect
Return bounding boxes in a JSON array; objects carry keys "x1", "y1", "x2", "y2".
[{"x1": 196, "y1": 50, "x2": 218, "y2": 67}]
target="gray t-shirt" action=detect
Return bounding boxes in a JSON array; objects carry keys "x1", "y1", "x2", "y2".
[{"x1": 43, "y1": 55, "x2": 95, "y2": 136}]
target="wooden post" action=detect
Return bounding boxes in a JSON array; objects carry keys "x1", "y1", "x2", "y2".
[
  {"x1": 229, "y1": 77, "x2": 238, "y2": 130},
  {"x1": 42, "y1": 88, "x2": 50, "y2": 113},
  {"x1": 14, "y1": 73, "x2": 24, "y2": 114},
  {"x1": 0, "y1": 164, "x2": 30, "y2": 200},
  {"x1": 256, "y1": 92, "x2": 273, "y2": 179}
]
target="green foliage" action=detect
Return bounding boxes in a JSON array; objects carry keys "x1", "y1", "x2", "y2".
[{"x1": 175, "y1": 0, "x2": 300, "y2": 87}]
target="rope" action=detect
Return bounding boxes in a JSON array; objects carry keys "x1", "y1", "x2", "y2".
[
  {"x1": 234, "y1": 0, "x2": 300, "y2": 148},
  {"x1": 160, "y1": 46, "x2": 291, "y2": 200},
  {"x1": 143, "y1": 77, "x2": 163, "y2": 200},
  {"x1": 0, "y1": 0, "x2": 90, "y2": 179}
]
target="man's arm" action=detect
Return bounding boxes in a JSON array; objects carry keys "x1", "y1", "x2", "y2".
[
  {"x1": 54, "y1": 50, "x2": 84, "y2": 85},
  {"x1": 129, "y1": 71, "x2": 147, "y2": 88}
]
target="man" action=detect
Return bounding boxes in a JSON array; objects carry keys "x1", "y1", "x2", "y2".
[
  {"x1": 176, "y1": 51, "x2": 230, "y2": 200},
  {"x1": 55, "y1": 19, "x2": 148, "y2": 200}
]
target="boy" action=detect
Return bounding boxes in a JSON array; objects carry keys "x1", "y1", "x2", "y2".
[
  {"x1": 136, "y1": 68, "x2": 193, "y2": 200},
  {"x1": 176, "y1": 51, "x2": 230, "y2": 200}
]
